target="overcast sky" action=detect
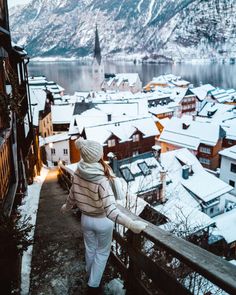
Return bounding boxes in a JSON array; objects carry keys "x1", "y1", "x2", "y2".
[{"x1": 8, "y1": 0, "x2": 30, "y2": 8}]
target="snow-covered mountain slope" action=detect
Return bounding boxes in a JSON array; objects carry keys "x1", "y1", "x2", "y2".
[{"x1": 9, "y1": 0, "x2": 236, "y2": 60}]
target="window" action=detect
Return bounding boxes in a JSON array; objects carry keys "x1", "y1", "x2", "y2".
[
  {"x1": 132, "y1": 134, "x2": 140, "y2": 142},
  {"x1": 120, "y1": 167, "x2": 134, "y2": 182},
  {"x1": 199, "y1": 157, "x2": 210, "y2": 165},
  {"x1": 210, "y1": 208, "x2": 214, "y2": 214},
  {"x1": 132, "y1": 150, "x2": 139, "y2": 157},
  {"x1": 138, "y1": 161, "x2": 151, "y2": 176},
  {"x1": 231, "y1": 163, "x2": 236, "y2": 173},
  {"x1": 63, "y1": 149, "x2": 68, "y2": 155},
  {"x1": 108, "y1": 139, "x2": 116, "y2": 147},
  {"x1": 199, "y1": 146, "x2": 211, "y2": 154},
  {"x1": 229, "y1": 180, "x2": 235, "y2": 187},
  {"x1": 51, "y1": 148, "x2": 56, "y2": 155}
]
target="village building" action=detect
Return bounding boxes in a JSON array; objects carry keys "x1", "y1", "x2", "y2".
[
  {"x1": 51, "y1": 104, "x2": 74, "y2": 133},
  {"x1": 30, "y1": 87, "x2": 53, "y2": 138},
  {"x1": 69, "y1": 115, "x2": 158, "y2": 163},
  {"x1": 160, "y1": 148, "x2": 233, "y2": 218},
  {"x1": 158, "y1": 116, "x2": 226, "y2": 170},
  {"x1": 197, "y1": 102, "x2": 236, "y2": 148},
  {"x1": 41, "y1": 133, "x2": 70, "y2": 166},
  {"x1": 191, "y1": 84, "x2": 215, "y2": 113},
  {"x1": 143, "y1": 74, "x2": 190, "y2": 92},
  {"x1": 219, "y1": 145, "x2": 236, "y2": 196},
  {"x1": 101, "y1": 73, "x2": 142, "y2": 93},
  {"x1": 0, "y1": 0, "x2": 38, "y2": 215},
  {"x1": 213, "y1": 208, "x2": 236, "y2": 259},
  {"x1": 109, "y1": 151, "x2": 164, "y2": 203},
  {"x1": 209, "y1": 87, "x2": 236, "y2": 104},
  {"x1": 28, "y1": 76, "x2": 65, "y2": 104}
]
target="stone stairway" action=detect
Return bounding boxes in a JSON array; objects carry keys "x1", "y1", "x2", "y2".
[{"x1": 30, "y1": 169, "x2": 87, "y2": 295}]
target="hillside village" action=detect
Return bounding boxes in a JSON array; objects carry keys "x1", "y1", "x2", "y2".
[
  {"x1": 27, "y1": 28, "x2": 236, "y2": 263},
  {"x1": 1, "y1": 1, "x2": 236, "y2": 294}
]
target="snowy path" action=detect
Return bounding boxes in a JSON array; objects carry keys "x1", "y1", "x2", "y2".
[{"x1": 29, "y1": 169, "x2": 87, "y2": 295}]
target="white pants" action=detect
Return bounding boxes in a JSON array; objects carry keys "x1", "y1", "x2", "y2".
[{"x1": 81, "y1": 214, "x2": 114, "y2": 287}]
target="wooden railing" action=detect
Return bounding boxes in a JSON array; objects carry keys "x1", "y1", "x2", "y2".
[{"x1": 58, "y1": 165, "x2": 236, "y2": 295}]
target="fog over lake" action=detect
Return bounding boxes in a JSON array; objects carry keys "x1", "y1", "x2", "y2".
[{"x1": 28, "y1": 61, "x2": 236, "y2": 95}]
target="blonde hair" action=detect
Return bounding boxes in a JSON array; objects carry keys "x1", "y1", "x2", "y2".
[{"x1": 99, "y1": 158, "x2": 115, "y2": 180}]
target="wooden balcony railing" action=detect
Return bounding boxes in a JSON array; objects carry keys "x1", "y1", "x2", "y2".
[{"x1": 58, "y1": 165, "x2": 236, "y2": 295}]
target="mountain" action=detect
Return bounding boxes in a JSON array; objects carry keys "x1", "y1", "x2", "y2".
[{"x1": 9, "y1": 0, "x2": 236, "y2": 61}]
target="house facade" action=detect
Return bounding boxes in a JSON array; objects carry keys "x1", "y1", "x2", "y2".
[
  {"x1": 42, "y1": 133, "x2": 70, "y2": 166},
  {"x1": 159, "y1": 117, "x2": 225, "y2": 170},
  {"x1": 101, "y1": 73, "x2": 142, "y2": 94},
  {"x1": 219, "y1": 145, "x2": 236, "y2": 196},
  {"x1": 0, "y1": 0, "x2": 38, "y2": 214},
  {"x1": 69, "y1": 116, "x2": 159, "y2": 163}
]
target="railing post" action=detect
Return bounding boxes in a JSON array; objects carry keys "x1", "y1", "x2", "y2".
[{"x1": 126, "y1": 231, "x2": 142, "y2": 295}]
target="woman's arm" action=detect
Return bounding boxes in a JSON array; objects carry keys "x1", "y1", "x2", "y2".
[{"x1": 99, "y1": 179, "x2": 148, "y2": 233}]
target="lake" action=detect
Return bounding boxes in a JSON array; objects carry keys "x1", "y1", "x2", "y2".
[{"x1": 28, "y1": 60, "x2": 236, "y2": 95}]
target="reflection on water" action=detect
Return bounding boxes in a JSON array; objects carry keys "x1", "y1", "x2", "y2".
[{"x1": 28, "y1": 60, "x2": 236, "y2": 95}]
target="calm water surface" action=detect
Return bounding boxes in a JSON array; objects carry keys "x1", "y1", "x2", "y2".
[{"x1": 28, "y1": 61, "x2": 236, "y2": 95}]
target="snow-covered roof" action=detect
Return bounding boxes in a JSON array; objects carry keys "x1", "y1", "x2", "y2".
[
  {"x1": 191, "y1": 84, "x2": 215, "y2": 101},
  {"x1": 213, "y1": 208, "x2": 236, "y2": 243},
  {"x1": 155, "y1": 199, "x2": 214, "y2": 234},
  {"x1": 219, "y1": 145, "x2": 236, "y2": 160},
  {"x1": 149, "y1": 105, "x2": 174, "y2": 115},
  {"x1": 51, "y1": 104, "x2": 74, "y2": 124},
  {"x1": 104, "y1": 73, "x2": 140, "y2": 87},
  {"x1": 198, "y1": 102, "x2": 236, "y2": 123},
  {"x1": 197, "y1": 102, "x2": 236, "y2": 140},
  {"x1": 161, "y1": 148, "x2": 233, "y2": 203},
  {"x1": 159, "y1": 116, "x2": 221, "y2": 149},
  {"x1": 29, "y1": 87, "x2": 47, "y2": 126},
  {"x1": 84, "y1": 116, "x2": 159, "y2": 145},
  {"x1": 210, "y1": 87, "x2": 236, "y2": 103},
  {"x1": 42, "y1": 132, "x2": 70, "y2": 145},
  {"x1": 118, "y1": 154, "x2": 163, "y2": 195},
  {"x1": 68, "y1": 99, "x2": 150, "y2": 135}
]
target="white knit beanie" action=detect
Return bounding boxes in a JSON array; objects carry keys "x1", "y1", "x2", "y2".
[{"x1": 75, "y1": 137, "x2": 103, "y2": 163}]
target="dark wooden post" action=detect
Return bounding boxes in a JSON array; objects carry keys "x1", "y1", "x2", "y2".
[{"x1": 126, "y1": 230, "x2": 142, "y2": 295}]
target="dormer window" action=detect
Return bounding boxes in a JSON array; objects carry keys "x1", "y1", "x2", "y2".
[
  {"x1": 108, "y1": 139, "x2": 116, "y2": 147},
  {"x1": 120, "y1": 167, "x2": 134, "y2": 182},
  {"x1": 138, "y1": 161, "x2": 151, "y2": 176},
  {"x1": 132, "y1": 134, "x2": 140, "y2": 142}
]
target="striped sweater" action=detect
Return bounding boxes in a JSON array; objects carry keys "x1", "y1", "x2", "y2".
[{"x1": 65, "y1": 170, "x2": 132, "y2": 227}]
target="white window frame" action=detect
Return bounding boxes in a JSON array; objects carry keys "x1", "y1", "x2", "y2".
[
  {"x1": 199, "y1": 157, "x2": 210, "y2": 165},
  {"x1": 63, "y1": 149, "x2": 68, "y2": 155},
  {"x1": 199, "y1": 146, "x2": 211, "y2": 154},
  {"x1": 132, "y1": 134, "x2": 140, "y2": 142},
  {"x1": 108, "y1": 139, "x2": 116, "y2": 147}
]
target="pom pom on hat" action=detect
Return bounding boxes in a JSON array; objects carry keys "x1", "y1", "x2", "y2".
[{"x1": 75, "y1": 137, "x2": 103, "y2": 163}]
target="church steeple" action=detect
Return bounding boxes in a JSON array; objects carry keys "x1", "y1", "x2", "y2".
[
  {"x1": 94, "y1": 25, "x2": 102, "y2": 65},
  {"x1": 92, "y1": 24, "x2": 104, "y2": 91}
]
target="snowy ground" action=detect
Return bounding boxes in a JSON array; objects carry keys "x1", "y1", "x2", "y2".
[{"x1": 18, "y1": 167, "x2": 49, "y2": 295}]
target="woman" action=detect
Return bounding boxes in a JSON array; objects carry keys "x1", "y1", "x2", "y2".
[{"x1": 61, "y1": 137, "x2": 148, "y2": 294}]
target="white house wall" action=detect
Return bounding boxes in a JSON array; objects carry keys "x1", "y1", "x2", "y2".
[
  {"x1": 220, "y1": 156, "x2": 236, "y2": 196},
  {"x1": 45, "y1": 140, "x2": 70, "y2": 165}
]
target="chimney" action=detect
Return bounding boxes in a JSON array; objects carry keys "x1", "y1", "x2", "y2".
[
  {"x1": 182, "y1": 165, "x2": 189, "y2": 180},
  {"x1": 107, "y1": 114, "x2": 112, "y2": 122},
  {"x1": 159, "y1": 168, "x2": 167, "y2": 203}
]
